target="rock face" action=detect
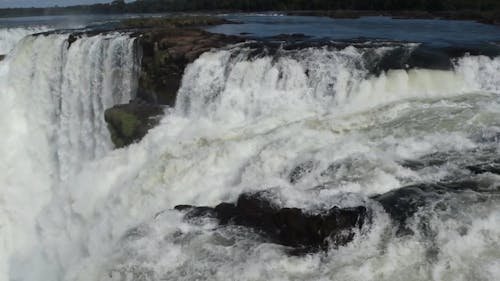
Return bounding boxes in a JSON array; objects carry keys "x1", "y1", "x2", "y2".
[
  {"x1": 127, "y1": 17, "x2": 242, "y2": 106},
  {"x1": 174, "y1": 176, "x2": 492, "y2": 254},
  {"x1": 289, "y1": 161, "x2": 315, "y2": 184},
  {"x1": 104, "y1": 101, "x2": 164, "y2": 148},
  {"x1": 104, "y1": 17, "x2": 243, "y2": 148},
  {"x1": 175, "y1": 192, "x2": 368, "y2": 253}
]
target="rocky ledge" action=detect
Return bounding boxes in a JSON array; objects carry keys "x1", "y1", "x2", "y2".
[
  {"x1": 126, "y1": 16, "x2": 242, "y2": 106},
  {"x1": 176, "y1": 192, "x2": 368, "y2": 254},
  {"x1": 104, "y1": 100, "x2": 164, "y2": 148},
  {"x1": 173, "y1": 157, "x2": 499, "y2": 254},
  {"x1": 104, "y1": 16, "x2": 243, "y2": 148}
]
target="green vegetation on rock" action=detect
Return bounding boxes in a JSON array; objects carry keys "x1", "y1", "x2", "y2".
[
  {"x1": 104, "y1": 103, "x2": 164, "y2": 148},
  {"x1": 110, "y1": 110, "x2": 141, "y2": 138},
  {"x1": 129, "y1": 16, "x2": 241, "y2": 106}
]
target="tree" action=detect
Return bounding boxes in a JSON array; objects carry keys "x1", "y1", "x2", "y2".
[{"x1": 111, "y1": 0, "x2": 126, "y2": 12}]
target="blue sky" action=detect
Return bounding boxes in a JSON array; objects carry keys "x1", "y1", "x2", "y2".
[{"x1": 0, "y1": 0, "x2": 116, "y2": 8}]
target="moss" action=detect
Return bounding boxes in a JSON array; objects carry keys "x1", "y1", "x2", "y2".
[
  {"x1": 105, "y1": 108, "x2": 141, "y2": 148},
  {"x1": 116, "y1": 110, "x2": 141, "y2": 137},
  {"x1": 104, "y1": 104, "x2": 164, "y2": 148},
  {"x1": 107, "y1": 124, "x2": 126, "y2": 148}
]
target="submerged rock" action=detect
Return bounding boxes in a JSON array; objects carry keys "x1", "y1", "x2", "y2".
[
  {"x1": 289, "y1": 161, "x2": 315, "y2": 184},
  {"x1": 466, "y1": 160, "x2": 500, "y2": 175},
  {"x1": 372, "y1": 180, "x2": 483, "y2": 234},
  {"x1": 173, "y1": 176, "x2": 495, "y2": 255},
  {"x1": 175, "y1": 192, "x2": 367, "y2": 253},
  {"x1": 104, "y1": 101, "x2": 164, "y2": 148}
]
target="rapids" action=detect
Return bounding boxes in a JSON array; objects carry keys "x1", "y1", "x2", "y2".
[{"x1": 0, "y1": 23, "x2": 499, "y2": 281}]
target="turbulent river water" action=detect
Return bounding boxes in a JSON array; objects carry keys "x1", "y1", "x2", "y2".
[{"x1": 0, "y1": 15, "x2": 499, "y2": 281}]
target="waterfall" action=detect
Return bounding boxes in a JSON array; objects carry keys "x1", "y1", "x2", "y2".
[
  {"x1": 0, "y1": 32, "x2": 138, "y2": 281},
  {"x1": 0, "y1": 26, "x2": 52, "y2": 55},
  {"x1": 0, "y1": 30, "x2": 499, "y2": 281},
  {"x1": 176, "y1": 45, "x2": 500, "y2": 123}
]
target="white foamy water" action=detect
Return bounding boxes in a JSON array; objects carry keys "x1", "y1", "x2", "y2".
[
  {"x1": 0, "y1": 38, "x2": 499, "y2": 281},
  {"x1": 0, "y1": 33, "x2": 138, "y2": 281},
  {"x1": 0, "y1": 26, "x2": 53, "y2": 55}
]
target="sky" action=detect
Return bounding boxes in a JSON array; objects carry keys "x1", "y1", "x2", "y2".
[{"x1": 0, "y1": 0, "x2": 116, "y2": 8}]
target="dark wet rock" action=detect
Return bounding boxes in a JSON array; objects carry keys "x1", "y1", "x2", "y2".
[
  {"x1": 126, "y1": 17, "x2": 243, "y2": 106},
  {"x1": 0, "y1": 55, "x2": 5, "y2": 61},
  {"x1": 399, "y1": 149, "x2": 500, "y2": 175},
  {"x1": 321, "y1": 161, "x2": 346, "y2": 177},
  {"x1": 104, "y1": 101, "x2": 164, "y2": 148},
  {"x1": 67, "y1": 34, "x2": 78, "y2": 48},
  {"x1": 289, "y1": 161, "x2": 315, "y2": 184},
  {"x1": 104, "y1": 16, "x2": 244, "y2": 149},
  {"x1": 176, "y1": 192, "x2": 367, "y2": 253},
  {"x1": 399, "y1": 158, "x2": 448, "y2": 170},
  {"x1": 174, "y1": 177, "x2": 493, "y2": 253},
  {"x1": 466, "y1": 160, "x2": 500, "y2": 175},
  {"x1": 372, "y1": 180, "x2": 482, "y2": 234}
]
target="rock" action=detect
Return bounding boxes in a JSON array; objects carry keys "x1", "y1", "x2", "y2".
[
  {"x1": 67, "y1": 34, "x2": 78, "y2": 48},
  {"x1": 466, "y1": 160, "x2": 500, "y2": 175},
  {"x1": 289, "y1": 161, "x2": 315, "y2": 184},
  {"x1": 176, "y1": 191, "x2": 368, "y2": 253},
  {"x1": 129, "y1": 17, "x2": 243, "y2": 106},
  {"x1": 372, "y1": 180, "x2": 481, "y2": 234},
  {"x1": 0, "y1": 55, "x2": 5, "y2": 61},
  {"x1": 104, "y1": 16, "x2": 244, "y2": 149},
  {"x1": 399, "y1": 152, "x2": 449, "y2": 170},
  {"x1": 104, "y1": 102, "x2": 164, "y2": 148}
]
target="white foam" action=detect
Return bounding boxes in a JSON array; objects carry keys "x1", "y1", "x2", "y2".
[
  {"x1": 1, "y1": 41, "x2": 500, "y2": 281},
  {"x1": 0, "y1": 33, "x2": 138, "y2": 281},
  {"x1": 0, "y1": 26, "x2": 52, "y2": 55}
]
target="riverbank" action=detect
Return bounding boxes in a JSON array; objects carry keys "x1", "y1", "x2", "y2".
[{"x1": 288, "y1": 10, "x2": 500, "y2": 25}]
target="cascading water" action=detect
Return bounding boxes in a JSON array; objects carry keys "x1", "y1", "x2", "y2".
[
  {"x1": 0, "y1": 27, "x2": 53, "y2": 55},
  {"x1": 177, "y1": 45, "x2": 498, "y2": 121},
  {"x1": 0, "y1": 31, "x2": 139, "y2": 281},
  {"x1": 1, "y1": 30, "x2": 499, "y2": 281}
]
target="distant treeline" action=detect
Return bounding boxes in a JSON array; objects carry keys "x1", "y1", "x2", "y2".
[{"x1": 1, "y1": 0, "x2": 500, "y2": 17}]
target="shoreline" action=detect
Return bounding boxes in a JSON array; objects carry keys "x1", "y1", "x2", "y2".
[
  {"x1": 286, "y1": 10, "x2": 500, "y2": 25},
  {"x1": 0, "y1": 10, "x2": 499, "y2": 26}
]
